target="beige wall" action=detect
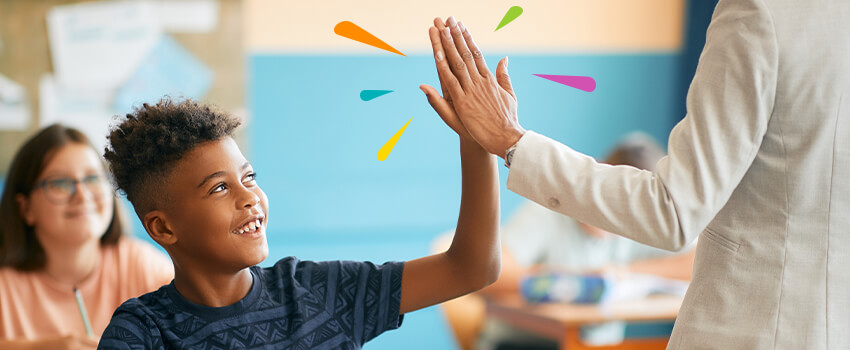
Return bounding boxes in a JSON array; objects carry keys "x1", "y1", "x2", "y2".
[{"x1": 245, "y1": 0, "x2": 684, "y2": 54}]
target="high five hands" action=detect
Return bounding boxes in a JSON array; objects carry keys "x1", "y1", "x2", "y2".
[{"x1": 420, "y1": 17, "x2": 526, "y2": 158}]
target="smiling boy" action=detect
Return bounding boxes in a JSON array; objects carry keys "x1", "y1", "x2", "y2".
[{"x1": 96, "y1": 96, "x2": 499, "y2": 349}]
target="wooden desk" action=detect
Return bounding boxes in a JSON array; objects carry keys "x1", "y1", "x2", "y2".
[{"x1": 486, "y1": 295, "x2": 683, "y2": 350}]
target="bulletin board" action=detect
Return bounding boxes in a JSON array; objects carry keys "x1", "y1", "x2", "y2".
[{"x1": 0, "y1": 0, "x2": 245, "y2": 176}]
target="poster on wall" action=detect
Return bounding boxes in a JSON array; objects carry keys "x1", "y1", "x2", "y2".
[
  {"x1": 38, "y1": 74, "x2": 114, "y2": 151},
  {"x1": 46, "y1": 0, "x2": 162, "y2": 90}
]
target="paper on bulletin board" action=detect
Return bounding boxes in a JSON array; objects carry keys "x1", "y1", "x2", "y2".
[
  {"x1": 0, "y1": 74, "x2": 30, "y2": 130},
  {"x1": 39, "y1": 75, "x2": 116, "y2": 152},
  {"x1": 112, "y1": 35, "x2": 213, "y2": 113},
  {"x1": 46, "y1": 0, "x2": 162, "y2": 90},
  {"x1": 153, "y1": 0, "x2": 220, "y2": 33}
]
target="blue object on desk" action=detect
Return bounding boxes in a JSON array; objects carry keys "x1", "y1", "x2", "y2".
[{"x1": 521, "y1": 273, "x2": 612, "y2": 304}]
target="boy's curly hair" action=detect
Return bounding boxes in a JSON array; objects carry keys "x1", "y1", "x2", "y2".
[{"x1": 104, "y1": 98, "x2": 241, "y2": 217}]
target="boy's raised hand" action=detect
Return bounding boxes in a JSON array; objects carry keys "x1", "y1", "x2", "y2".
[
  {"x1": 398, "y1": 21, "x2": 502, "y2": 314},
  {"x1": 420, "y1": 19, "x2": 471, "y2": 140}
]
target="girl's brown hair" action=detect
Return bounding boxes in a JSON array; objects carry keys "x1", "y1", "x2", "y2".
[{"x1": 0, "y1": 124, "x2": 126, "y2": 271}]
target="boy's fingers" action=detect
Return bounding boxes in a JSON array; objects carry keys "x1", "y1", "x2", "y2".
[
  {"x1": 433, "y1": 18, "x2": 451, "y2": 99},
  {"x1": 496, "y1": 57, "x2": 516, "y2": 99},
  {"x1": 446, "y1": 17, "x2": 481, "y2": 83},
  {"x1": 458, "y1": 21, "x2": 490, "y2": 78},
  {"x1": 421, "y1": 84, "x2": 465, "y2": 134},
  {"x1": 421, "y1": 84, "x2": 451, "y2": 115},
  {"x1": 429, "y1": 26, "x2": 465, "y2": 99}
]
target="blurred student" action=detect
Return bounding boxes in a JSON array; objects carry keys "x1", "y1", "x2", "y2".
[
  {"x1": 0, "y1": 125, "x2": 173, "y2": 350},
  {"x1": 436, "y1": 135, "x2": 695, "y2": 350},
  {"x1": 96, "y1": 98, "x2": 500, "y2": 349}
]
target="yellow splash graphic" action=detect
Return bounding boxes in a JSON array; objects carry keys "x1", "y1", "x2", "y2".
[{"x1": 377, "y1": 118, "x2": 413, "y2": 161}]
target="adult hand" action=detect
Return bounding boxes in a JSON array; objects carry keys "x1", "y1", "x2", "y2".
[{"x1": 424, "y1": 16, "x2": 526, "y2": 158}]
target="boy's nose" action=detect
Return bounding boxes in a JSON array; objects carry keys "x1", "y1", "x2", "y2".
[{"x1": 239, "y1": 188, "x2": 261, "y2": 209}]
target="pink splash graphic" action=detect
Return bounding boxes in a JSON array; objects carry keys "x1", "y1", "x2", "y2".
[{"x1": 533, "y1": 74, "x2": 596, "y2": 92}]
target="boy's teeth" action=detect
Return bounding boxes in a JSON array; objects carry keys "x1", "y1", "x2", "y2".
[{"x1": 233, "y1": 219, "x2": 264, "y2": 234}]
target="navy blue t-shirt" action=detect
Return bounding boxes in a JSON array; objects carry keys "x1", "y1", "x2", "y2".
[{"x1": 98, "y1": 257, "x2": 404, "y2": 349}]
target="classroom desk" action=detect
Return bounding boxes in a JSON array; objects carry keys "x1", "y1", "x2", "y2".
[{"x1": 486, "y1": 295, "x2": 683, "y2": 350}]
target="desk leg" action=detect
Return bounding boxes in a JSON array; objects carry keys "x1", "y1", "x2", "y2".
[
  {"x1": 562, "y1": 327, "x2": 582, "y2": 350},
  {"x1": 560, "y1": 326, "x2": 669, "y2": 350}
]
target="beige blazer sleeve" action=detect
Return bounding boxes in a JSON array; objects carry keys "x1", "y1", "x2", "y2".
[{"x1": 506, "y1": 0, "x2": 778, "y2": 251}]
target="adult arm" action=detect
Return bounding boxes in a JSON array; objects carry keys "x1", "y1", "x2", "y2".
[{"x1": 434, "y1": 0, "x2": 779, "y2": 250}]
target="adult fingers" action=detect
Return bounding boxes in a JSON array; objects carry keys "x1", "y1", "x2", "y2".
[
  {"x1": 445, "y1": 16, "x2": 481, "y2": 83},
  {"x1": 439, "y1": 18, "x2": 474, "y2": 88},
  {"x1": 496, "y1": 57, "x2": 516, "y2": 99},
  {"x1": 458, "y1": 21, "x2": 490, "y2": 78},
  {"x1": 428, "y1": 26, "x2": 465, "y2": 100}
]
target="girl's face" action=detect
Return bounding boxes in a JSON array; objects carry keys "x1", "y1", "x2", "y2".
[{"x1": 18, "y1": 143, "x2": 114, "y2": 248}]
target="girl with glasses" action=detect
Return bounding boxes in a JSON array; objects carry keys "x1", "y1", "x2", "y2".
[{"x1": 0, "y1": 124, "x2": 173, "y2": 350}]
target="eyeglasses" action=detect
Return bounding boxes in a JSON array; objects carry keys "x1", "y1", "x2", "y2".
[{"x1": 33, "y1": 175, "x2": 109, "y2": 205}]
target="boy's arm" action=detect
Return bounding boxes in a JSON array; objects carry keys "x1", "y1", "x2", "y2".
[
  {"x1": 399, "y1": 18, "x2": 508, "y2": 314},
  {"x1": 399, "y1": 138, "x2": 500, "y2": 314},
  {"x1": 474, "y1": 246, "x2": 526, "y2": 297}
]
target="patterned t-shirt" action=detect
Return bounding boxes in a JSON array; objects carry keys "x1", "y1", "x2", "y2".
[{"x1": 98, "y1": 257, "x2": 404, "y2": 349}]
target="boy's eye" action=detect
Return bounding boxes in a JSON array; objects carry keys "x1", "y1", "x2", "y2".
[
  {"x1": 211, "y1": 183, "x2": 227, "y2": 194},
  {"x1": 243, "y1": 172, "x2": 257, "y2": 184}
]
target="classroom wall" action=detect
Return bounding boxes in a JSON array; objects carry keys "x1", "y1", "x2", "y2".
[
  {"x1": 244, "y1": 0, "x2": 686, "y2": 348},
  {"x1": 244, "y1": 0, "x2": 684, "y2": 54},
  {"x1": 0, "y1": 0, "x2": 246, "y2": 176}
]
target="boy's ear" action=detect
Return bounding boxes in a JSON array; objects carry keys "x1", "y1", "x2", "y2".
[{"x1": 143, "y1": 210, "x2": 178, "y2": 246}]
